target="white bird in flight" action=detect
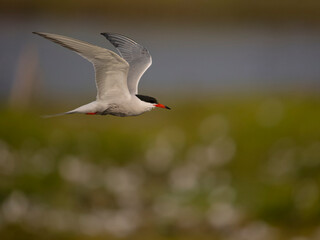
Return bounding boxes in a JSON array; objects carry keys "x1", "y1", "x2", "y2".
[{"x1": 33, "y1": 32, "x2": 170, "y2": 117}]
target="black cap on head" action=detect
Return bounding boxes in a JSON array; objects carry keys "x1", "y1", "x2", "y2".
[{"x1": 136, "y1": 94, "x2": 158, "y2": 104}]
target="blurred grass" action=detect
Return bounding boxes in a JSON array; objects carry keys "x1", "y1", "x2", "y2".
[{"x1": 0, "y1": 92, "x2": 320, "y2": 240}]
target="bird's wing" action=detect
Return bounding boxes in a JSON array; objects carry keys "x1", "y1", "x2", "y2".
[
  {"x1": 101, "y1": 33, "x2": 152, "y2": 95},
  {"x1": 33, "y1": 32, "x2": 131, "y2": 101}
]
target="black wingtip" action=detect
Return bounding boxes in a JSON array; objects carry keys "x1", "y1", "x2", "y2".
[{"x1": 101, "y1": 32, "x2": 109, "y2": 38}]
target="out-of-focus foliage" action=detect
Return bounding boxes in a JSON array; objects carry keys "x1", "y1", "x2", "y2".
[{"x1": 0, "y1": 93, "x2": 320, "y2": 240}]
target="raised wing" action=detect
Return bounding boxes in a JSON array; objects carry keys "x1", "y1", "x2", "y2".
[
  {"x1": 101, "y1": 33, "x2": 152, "y2": 95},
  {"x1": 33, "y1": 32, "x2": 130, "y2": 101}
]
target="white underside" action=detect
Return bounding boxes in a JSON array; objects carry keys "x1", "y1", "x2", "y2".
[{"x1": 69, "y1": 95, "x2": 155, "y2": 117}]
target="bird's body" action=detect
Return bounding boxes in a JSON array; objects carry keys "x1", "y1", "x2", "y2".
[
  {"x1": 33, "y1": 32, "x2": 170, "y2": 117},
  {"x1": 70, "y1": 95, "x2": 155, "y2": 117}
]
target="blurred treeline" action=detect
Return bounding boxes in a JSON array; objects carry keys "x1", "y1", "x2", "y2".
[{"x1": 1, "y1": 0, "x2": 320, "y2": 23}]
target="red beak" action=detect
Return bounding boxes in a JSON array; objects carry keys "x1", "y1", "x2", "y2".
[{"x1": 155, "y1": 104, "x2": 171, "y2": 110}]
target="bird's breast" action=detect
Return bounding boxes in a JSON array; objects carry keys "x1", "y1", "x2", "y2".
[{"x1": 101, "y1": 102, "x2": 147, "y2": 117}]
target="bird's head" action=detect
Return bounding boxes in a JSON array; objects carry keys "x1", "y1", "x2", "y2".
[{"x1": 136, "y1": 94, "x2": 171, "y2": 110}]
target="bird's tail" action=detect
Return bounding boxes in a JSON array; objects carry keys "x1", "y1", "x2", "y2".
[
  {"x1": 42, "y1": 102, "x2": 99, "y2": 118},
  {"x1": 42, "y1": 111, "x2": 76, "y2": 118}
]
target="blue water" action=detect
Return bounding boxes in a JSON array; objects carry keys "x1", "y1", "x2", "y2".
[{"x1": 1, "y1": 17, "x2": 320, "y2": 99}]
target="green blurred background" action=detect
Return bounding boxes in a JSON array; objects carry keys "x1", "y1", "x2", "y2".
[{"x1": 1, "y1": 1, "x2": 320, "y2": 240}]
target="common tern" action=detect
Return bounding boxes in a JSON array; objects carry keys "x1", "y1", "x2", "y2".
[{"x1": 33, "y1": 32, "x2": 170, "y2": 117}]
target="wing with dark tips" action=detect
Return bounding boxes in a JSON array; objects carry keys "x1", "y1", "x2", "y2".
[{"x1": 101, "y1": 32, "x2": 152, "y2": 95}]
